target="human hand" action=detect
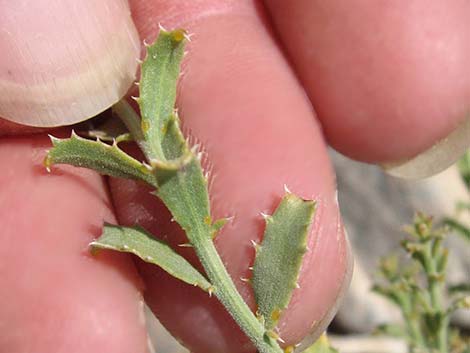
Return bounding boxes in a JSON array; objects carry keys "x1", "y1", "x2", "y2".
[{"x1": 1, "y1": 1, "x2": 469, "y2": 353}]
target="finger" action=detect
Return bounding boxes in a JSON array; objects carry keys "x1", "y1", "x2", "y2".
[
  {"x1": 0, "y1": 135, "x2": 149, "y2": 353},
  {"x1": 0, "y1": 0, "x2": 140, "y2": 127},
  {"x1": 264, "y1": 0, "x2": 470, "y2": 178},
  {"x1": 111, "y1": 1, "x2": 352, "y2": 352}
]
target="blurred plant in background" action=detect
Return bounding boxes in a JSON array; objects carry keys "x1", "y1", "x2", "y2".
[
  {"x1": 443, "y1": 151, "x2": 470, "y2": 242},
  {"x1": 371, "y1": 151, "x2": 470, "y2": 353}
]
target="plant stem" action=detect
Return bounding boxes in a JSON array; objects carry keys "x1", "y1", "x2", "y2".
[
  {"x1": 195, "y1": 236, "x2": 283, "y2": 353},
  {"x1": 426, "y1": 241, "x2": 448, "y2": 353},
  {"x1": 161, "y1": 169, "x2": 283, "y2": 353},
  {"x1": 113, "y1": 100, "x2": 144, "y2": 142}
]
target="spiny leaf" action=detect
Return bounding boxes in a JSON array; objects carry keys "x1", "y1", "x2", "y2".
[
  {"x1": 90, "y1": 224, "x2": 212, "y2": 292},
  {"x1": 137, "y1": 29, "x2": 214, "y2": 239},
  {"x1": 45, "y1": 132, "x2": 157, "y2": 187},
  {"x1": 139, "y1": 28, "x2": 187, "y2": 162},
  {"x1": 252, "y1": 193, "x2": 316, "y2": 330}
]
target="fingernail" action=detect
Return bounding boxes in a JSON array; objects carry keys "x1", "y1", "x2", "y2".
[
  {"x1": 0, "y1": 0, "x2": 140, "y2": 127},
  {"x1": 294, "y1": 226, "x2": 354, "y2": 352},
  {"x1": 382, "y1": 116, "x2": 470, "y2": 179}
]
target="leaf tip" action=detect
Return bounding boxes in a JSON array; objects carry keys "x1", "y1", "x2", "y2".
[
  {"x1": 171, "y1": 29, "x2": 186, "y2": 43},
  {"x1": 260, "y1": 212, "x2": 273, "y2": 223},
  {"x1": 48, "y1": 134, "x2": 61, "y2": 146},
  {"x1": 88, "y1": 242, "x2": 101, "y2": 256},
  {"x1": 157, "y1": 23, "x2": 168, "y2": 34},
  {"x1": 283, "y1": 184, "x2": 292, "y2": 194},
  {"x1": 208, "y1": 286, "x2": 215, "y2": 297},
  {"x1": 250, "y1": 239, "x2": 261, "y2": 252}
]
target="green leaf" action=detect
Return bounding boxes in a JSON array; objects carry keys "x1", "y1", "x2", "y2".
[
  {"x1": 137, "y1": 28, "x2": 213, "y2": 239},
  {"x1": 45, "y1": 132, "x2": 157, "y2": 187},
  {"x1": 443, "y1": 218, "x2": 470, "y2": 241},
  {"x1": 252, "y1": 193, "x2": 316, "y2": 330},
  {"x1": 138, "y1": 28, "x2": 188, "y2": 162},
  {"x1": 448, "y1": 283, "x2": 470, "y2": 294},
  {"x1": 90, "y1": 224, "x2": 212, "y2": 292}
]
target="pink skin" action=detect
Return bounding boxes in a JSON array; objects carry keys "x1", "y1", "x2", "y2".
[
  {"x1": 264, "y1": 0, "x2": 470, "y2": 163},
  {"x1": 0, "y1": 136, "x2": 148, "y2": 353},
  {"x1": 0, "y1": 0, "x2": 468, "y2": 352}
]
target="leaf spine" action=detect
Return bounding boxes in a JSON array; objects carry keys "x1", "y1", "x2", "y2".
[
  {"x1": 183, "y1": 32, "x2": 194, "y2": 42},
  {"x1": 260, "y1": 212, "x2": 270, "y2": 220},
  {"x1": 283, "y1": 184, "x2": 292, "y2": 194},
  {"x1": 178, "y1": 243, "x2": 193, "y2": 248},
  {"x1": 208, "y1": 286, "x2": 215, "y2": 297},
  {"x1": 266, "y1": 330, "x2": 284, "y2": 343},
  {"x1": 158, "y1": 23, "x2": 168, "y2": 33},
  {"x1": 250, "y1": 239, "x2": 259, "y2": 249}
]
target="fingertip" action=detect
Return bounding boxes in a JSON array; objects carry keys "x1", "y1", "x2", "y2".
[
  {"x1": 0, "y1": 0, "x2": 140, "y2": 127},
  {"x1": 382, "y1": 116, "x2": 470, "y2": 179},
  {"x1": 265, "y1": 1, "x2": 470, "y2": 177}
]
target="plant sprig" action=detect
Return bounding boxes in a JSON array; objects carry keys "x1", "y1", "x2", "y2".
[
  {"x1": 45, "y1": 28, "x2": 317, "y2": 353},
  {"x1": 373, "y1": 213, "x2": 470, "y2": 353}
]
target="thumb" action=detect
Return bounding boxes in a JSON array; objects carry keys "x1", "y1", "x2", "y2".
[{"x1": 0, "y1": 0, "x2": 140, "y2": 127}]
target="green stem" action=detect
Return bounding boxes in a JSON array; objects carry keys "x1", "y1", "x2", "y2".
[
  {"x1": 400, "y1": 295, "x2": 425, "y2": 349},
  {"x1": 426, "y1": 241, "x2": 448, "y2": 353},
  {"x1": 113, "y1": 100, "x2": 144, "y2": 142},
  {"x1": 154, "y1": 161, "x2": 282, "y2": 352},
  {"x1": 194, "y1": 235, "x2": 283, "y2": 353}
]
